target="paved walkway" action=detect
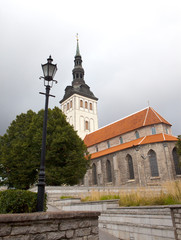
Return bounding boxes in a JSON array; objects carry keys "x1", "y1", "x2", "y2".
[
  {"x1": 99, "y1": 229, "x2": 119, "y2": 240},
  {"x1": 47, "y1": 204, "x2": 119, "y2": 240}
]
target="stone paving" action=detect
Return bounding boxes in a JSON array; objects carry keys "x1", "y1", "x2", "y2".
[{"x1": 99, "y1": 229, "x2": 119, "y2": 240}]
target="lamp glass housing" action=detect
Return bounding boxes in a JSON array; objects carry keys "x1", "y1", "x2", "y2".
[{"x1": 42, "y1": 56, "x2": 57, "y2": 81}]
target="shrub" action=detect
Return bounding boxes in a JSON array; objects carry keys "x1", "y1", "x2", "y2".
[{"x1": 0, "y1": 189, "x2": 47, "y2": 213}]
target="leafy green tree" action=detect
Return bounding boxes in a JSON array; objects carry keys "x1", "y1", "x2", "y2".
[
  {"x1": 176, "y1": 135, "x2": 181, "y2": 161},
  {"x1": 0, "y1": 107, "x2": 89, "y2": 189}
]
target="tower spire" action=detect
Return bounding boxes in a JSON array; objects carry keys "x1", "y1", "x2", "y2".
[{"x1": 76, "y1": 33, "x2": 80, "y2": 56}]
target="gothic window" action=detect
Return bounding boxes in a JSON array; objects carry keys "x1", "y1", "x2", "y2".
[
  {"x1": 127, "y1": 154, "x2": 134, "y2": 180},
  {"x1": 95, "y1": 145, "x2": 98, "y2": 152},
  {"x1": 106, "y1": 160, "x2": 112, "y2": 182},
  {"x1": 85, "y1": 120, "x2": 89, "y2": 130},
  {"x1": 151, "y1": 126, "x2": 156, "y2": 135},
  {"x1": 120, "y1": 136, "x2": 123, "y2": 144},
  {"x1": 107, "y1": 141, "x2": 110, "y2": 148},
  {"x1": 80, "y1": 74, "x2": 83, "y2": 78},
  {"x1": 70, "y1": 100, "x2": 72, "y2": 108},
  {"x1": 85, "y1": 101, "x2": 88, "y2": 109},
  {"x1": 135, "y1": 131, "x2": 140, "y2": 139},
  {"x1": 80, "y1": 100, "x2": 83, "y2": 108},
  {"x1": 76, "y1": 73, "x2": 79, "y2": 78},
  {"x1": 90, "y1": 103, "x2": 93, "y2": 110},
  {"x1": 172, "y1": 147, "x2": 181, "y2": 175},
  {"x1": 148, "y1": 150, "x2": 159, "y2": 177},
  {"x1": 92, "y1": 163, "x2": 97, "y2": 185}
]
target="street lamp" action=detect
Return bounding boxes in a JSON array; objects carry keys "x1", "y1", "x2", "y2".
[{"x1": 37, "y1": 56, "x2": 57, "y2": 212}]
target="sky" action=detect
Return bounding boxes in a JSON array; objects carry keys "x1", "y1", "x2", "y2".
[{"x1": 0, "y1": 0, "x2": 181, "y2": 136}]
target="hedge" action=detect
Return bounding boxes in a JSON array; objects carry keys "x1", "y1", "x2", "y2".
[{"x1": 0, "y1": 189, "x2": 47, "y2": 213}]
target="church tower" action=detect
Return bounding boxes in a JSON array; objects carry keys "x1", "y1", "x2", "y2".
[{"x1": 60, "y1": 37, "x2": 98, "y2": 139}]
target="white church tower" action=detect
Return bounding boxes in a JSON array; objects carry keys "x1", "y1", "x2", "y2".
[{"x1": 60, "y1": 37, "x2": 98, "y2": 139}]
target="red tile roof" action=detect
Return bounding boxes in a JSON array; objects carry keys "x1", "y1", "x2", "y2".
[
  {"x1": 90, "y1": 134, "x2": 177, "y2": 160},
  {"x1": 84, "y1": 107, "x2": 171, "y2": 147}
]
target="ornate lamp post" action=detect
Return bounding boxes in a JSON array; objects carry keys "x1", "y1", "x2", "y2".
[{"x1": 37, "y1": 56, "x2": 57, "y2": 212}]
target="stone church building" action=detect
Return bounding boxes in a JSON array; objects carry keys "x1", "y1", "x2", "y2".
[{"x1": 60, "y1": 38, "x2": 180, "y2": 187}]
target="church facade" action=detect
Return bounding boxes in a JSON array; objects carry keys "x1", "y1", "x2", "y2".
[
  {"x1": 60, "y1": 39, "x2": 180, "y2": 187},
  {"x1": 84, "y1": 107, "x2": 179, "y2": 187}
]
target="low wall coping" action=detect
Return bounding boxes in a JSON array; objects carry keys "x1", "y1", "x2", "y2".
[
  {"x1": 106, "y1": 204, "x2": 181, "y2": 210},
  {"x1": 71, "y1": 199, "x2": 119, "y2": 205},
  {"x1": 0, "y1": 211, "x2": 100, "y2": 223}
]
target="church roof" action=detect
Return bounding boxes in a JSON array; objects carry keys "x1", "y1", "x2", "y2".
[
  {"x1": 84, "y1": 107, "x2": 172, "y2": 147},
  {"x1": 89, "y1": 133, "x2": 177, "y2": 160}
]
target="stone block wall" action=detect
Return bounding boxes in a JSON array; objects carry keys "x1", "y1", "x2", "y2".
[
  {"x1": 171, "y1": 206, "x2": 181, "y2": 240},
  {"x1": 0, "y1": 211, "x2": 100, "y2": 240},
  {"x1": 99, "y1": 205, "x2": 181, "y2": 240}
]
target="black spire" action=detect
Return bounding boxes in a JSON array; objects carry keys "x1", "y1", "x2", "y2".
[
  {"x1": 72, "y1": 36, "x2": 85, "y2": 87},
  {"x1": 60, "y1": 36, "x2": 98, "y2": 103}
]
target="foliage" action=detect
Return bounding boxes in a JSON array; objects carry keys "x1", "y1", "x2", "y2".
[
  {"x1": 60, "y1": 196, "x2": 74, "y2": 199},
  {"x1": 0, "y1": 189, "x2": 47, "y2": 213},
  {"x1": 0, "y1": 107, "x2": 90, "y2": 189},
  {"x1": 176, "y1": 135, "x2": 181, "y2": 158}
]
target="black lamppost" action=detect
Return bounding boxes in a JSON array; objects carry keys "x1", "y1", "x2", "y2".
[{"x1": 37, "y1": 56, "x2": 57, "y2": 212}]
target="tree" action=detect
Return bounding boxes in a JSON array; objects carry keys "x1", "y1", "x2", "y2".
[
  {"x1": 176, "y1": 135, "x2": 181, "y2": 162},
  {"x1": 0, "y1": 107, "x2": 90, "y2": 189}
]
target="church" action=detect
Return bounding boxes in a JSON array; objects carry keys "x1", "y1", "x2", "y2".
[{"x1": 60, "y1": 38, "x2": 180, "y2": 187}]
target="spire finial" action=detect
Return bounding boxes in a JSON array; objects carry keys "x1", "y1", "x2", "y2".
[
  {"x1": 76, "y1": 33, "x2": 79, "y2": 42},
  {"x1": 76, "y1": 33, "x2": 80, "y2": 56}
]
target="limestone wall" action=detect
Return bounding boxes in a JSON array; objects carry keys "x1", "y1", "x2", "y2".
[
  {"x1": 99, "y1": 205, "x2": 181, "y2": 240},
  {"x1": 0, "y1": 211, "x2": 100, "y2": 240}
]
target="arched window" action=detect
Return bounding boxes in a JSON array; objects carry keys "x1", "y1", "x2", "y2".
[
  {"x1": 148, "y1": 150, "x2": 159, "y2": 177},
  {"x1": 70, "y1": 100, "x2": 72, "y2": 108},
  {"x1": 120, "y1": 136, "x2": 123, "y2": 144},
  {"x1": 172, "y1": 147, "x2": 181, "y2": 175},
  {"x1": 126, "y1": 154, "x2": 134, "y2": 179},
  {"x1": 151, "y1": 126, "x2": 156, "y2": 135},
  {"x1": 90, "y1": 103, "x2": 93, "y2": 110},
  {"x1": 85, "y1": 120, "x2": 89, "y2": 130},
  {"x1": 135, "y1": 131, "x2": 140, "y2": 139},
  {"x1": 95, "y1": 145, "x2": 98, "y2": 152},
  {"x1": 85, "y1": 101, "x2": 88, "y2": 109},
  {"x1": 107, "y1": 141, "x2": 110, "y2": 148},
  {"x1": 106, "y1": 160, "x2": 112, "y2": 182},
  {"x1": 80, "y1": 100, "x2": 83, "y2": 108},
  {"x1": 92, "y1": 163, "x2": 97, "y2": 185},
  {"x1": 67, "y1": 102, "x2": 69, "y2": 110}
]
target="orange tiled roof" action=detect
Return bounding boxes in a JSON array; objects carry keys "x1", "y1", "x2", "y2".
[
  {"x1": 90, "y1": 133, "x2": 177, "y2": 160},
  {"x1": 84, "y1": 107, "x2": 171, "y2": 147}
]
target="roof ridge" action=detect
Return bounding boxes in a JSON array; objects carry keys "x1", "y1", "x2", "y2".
[
  {"x1": 85, "y1": 106, "x2": 149, "y2": 138},
  {"x1": 151, "y1": 107, "x2": 163, "y2": 122},
  {"x1": 138, "y1": 136, "x2": 146, "y2": 145},
  {"x1": 143, "y1": 107, "x2": 149, "y2": 126}
]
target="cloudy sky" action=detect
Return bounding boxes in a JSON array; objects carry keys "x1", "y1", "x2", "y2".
[{"x1": 1, "y1": 0, "x2": 181, "y2": 136}]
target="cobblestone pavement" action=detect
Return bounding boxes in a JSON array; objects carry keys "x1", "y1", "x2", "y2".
[{"x1": 99, "y1": 229, "x2": 119, "y2": 240}]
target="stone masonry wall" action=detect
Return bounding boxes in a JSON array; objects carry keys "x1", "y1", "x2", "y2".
[
  {"x1": 171, "y1": 206, "x2": 181, "y2": 240},
  {"x1": 0, "y1": 211, "x2": 100, "y2": 240}
]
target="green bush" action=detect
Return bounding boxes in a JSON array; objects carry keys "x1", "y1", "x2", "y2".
[{"x1": 0, "y1": 189, "x2": 47, "y2": 213}]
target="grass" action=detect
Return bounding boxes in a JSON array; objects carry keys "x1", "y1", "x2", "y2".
[
  {"x1": 80, "y1": 180, "x2": 181, "y2": 206},
  {"x1": 60, "y1": 196, "x2": 74, "y2": 199}
]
